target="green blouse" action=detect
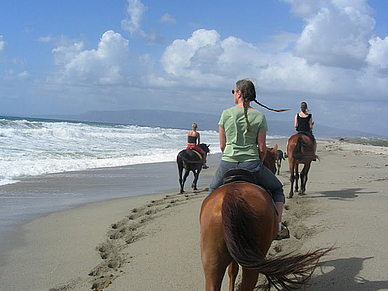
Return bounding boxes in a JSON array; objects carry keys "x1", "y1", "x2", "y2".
[{"x1": 218, "y1": 107, "x2": 267, "y2": 163}]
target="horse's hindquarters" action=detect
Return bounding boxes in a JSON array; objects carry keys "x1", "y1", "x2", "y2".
[{"x1": 200, "y1": 184, "x2": 278, "y2": 288}]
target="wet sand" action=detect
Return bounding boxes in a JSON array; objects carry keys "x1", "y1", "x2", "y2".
[{"x1": 1, "y1": 138, "x2": 388, "y2": 291}]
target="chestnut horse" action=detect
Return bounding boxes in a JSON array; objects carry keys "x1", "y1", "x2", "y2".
[
  {"x1": 263, "y1": 145, "x2": 277, "y2": 175},
  {"x1": 286, "y1": 133, "x2": 317, "y2": 198},
  {"x1": 200, "y1": 180, "x2": 330, "y2": 291}
]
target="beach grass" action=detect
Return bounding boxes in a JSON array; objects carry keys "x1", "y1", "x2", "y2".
[{"x1": 340, "y1": 137, "x2": 388, "y2": 147}]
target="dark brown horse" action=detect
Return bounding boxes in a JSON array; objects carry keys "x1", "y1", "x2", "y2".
[
  {"x1": 177, "y1": 143, "x2": 210, "y2": 194},
  {"x1": 200, "y1": 180, "x2": 330, "y2": 291},
  {"x1": 286, "y1": 133, "x2": 317, "y2": 198}
]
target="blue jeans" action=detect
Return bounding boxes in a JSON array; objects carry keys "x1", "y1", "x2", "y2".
[{"x1": 208, "y1": 160, "x2": 285, "y2": 203}]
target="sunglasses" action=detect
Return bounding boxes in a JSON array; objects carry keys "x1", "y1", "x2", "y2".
[{"x1": 232, "y1": 89, "x2": 236, "y2": 94}]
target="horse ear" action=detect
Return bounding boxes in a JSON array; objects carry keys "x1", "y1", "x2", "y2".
[{"x1": 272, "y1": 144, "x2": 278, "y2": 154}]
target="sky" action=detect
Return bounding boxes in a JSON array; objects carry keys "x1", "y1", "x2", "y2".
[{"x1": 0, "y1": 0, "x2": 387, "y2": 136}]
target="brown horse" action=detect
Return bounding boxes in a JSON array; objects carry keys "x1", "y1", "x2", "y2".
[
  {"x1": 286, "y1": 133, "x2": 317, "y2": 198},
  {"x1": 200, "y1": 180, "x2": 330, "y2": 291},
  {"x1": 263, "y1": 145, "x2": 277, "y2": 174}
]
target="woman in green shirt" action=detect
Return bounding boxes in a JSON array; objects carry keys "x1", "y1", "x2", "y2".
[{"x1": 209, "y1": 79, "x2": 289, "y2": 240}]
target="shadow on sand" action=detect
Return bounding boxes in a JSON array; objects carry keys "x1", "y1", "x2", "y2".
[
  {"x1": 314, "y1": 188, "x2": 377, "y2": 200},
  {"x1": 311, "y1": 257, "x2": 388, "y2": 291}
]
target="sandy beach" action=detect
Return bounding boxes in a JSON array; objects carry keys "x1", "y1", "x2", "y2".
[{"x1": 1, "y1": 138, "x2": 388, "y2": 291}]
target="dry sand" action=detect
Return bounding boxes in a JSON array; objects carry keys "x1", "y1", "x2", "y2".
[{"x1": 1, "y1": 138, "x2": 387, "y2": 291}]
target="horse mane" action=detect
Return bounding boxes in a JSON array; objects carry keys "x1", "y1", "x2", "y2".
[
  {"x1": 222, "y1": 189, "x2": 332, "y2": 291},
  {"x1": 199, "y1": 143, "x2": 210, "y2": 153}
]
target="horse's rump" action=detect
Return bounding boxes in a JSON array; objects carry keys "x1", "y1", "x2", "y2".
[
  {"x1": 292, "y1": 137, "x2": 307, "y2": 160},
  {"x1": 216, "y1": 183, "x2": 332, "y2": 290},
  {"x1": 177, "y1": 149, "x2": 202, "y2": 165},
  {"x1": 221, "y1": 184, "x2": 277, "y2": 261},
  {"x1": 290, "y1": 135, "x2": 317, "y2": 161}
]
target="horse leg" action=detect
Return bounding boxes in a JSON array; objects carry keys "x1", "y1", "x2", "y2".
[
  {"x1": 192, "y1": 168, "x2": 201, "y2": 191},
  {"x1": 300, "y1": 163, "x2": 311, "y2": 195},
  {"x1": 227, "y1": 261, "x2": 239, "y2": 291},
  {"x1": 294, "y1": 163, "x2": 300, "y2": 193},
  {"x1": 181, "y1": 169, "x2": 190, "y2": 194},
  {"x1": 288, "y1": 160, "x2": 295, "y2": 198},
  {"x1": 201, "y1": 197, "x2": 233, "y2": 291},
  {"x1": 240, "y1": 267, "x2": 259, "y2": 291},
  {"x1": 201, "y1": 229, "x2": 232, "y2": 291},
  {"x1": 178, "y1": 163, "x2": 184, "y2": 194}
]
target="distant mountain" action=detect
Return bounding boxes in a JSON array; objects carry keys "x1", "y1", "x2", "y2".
[
  {"x1": 45, "y1": 109, "x2": 220, "y2": 130},
  {"x1": 41, "y1": 109, "x2": 384, "y2": 138}
]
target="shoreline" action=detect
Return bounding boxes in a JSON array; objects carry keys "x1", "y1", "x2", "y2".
[
  {"x1": 1, "y1": 138, "x2": 388, "y2": 290},
  {"x1": 0, "y1": 153, "x2": 221, "y2": 256}
]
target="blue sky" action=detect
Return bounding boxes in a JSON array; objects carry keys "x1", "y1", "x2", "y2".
[{"x1": 0, "y1": 0, "x2": 387, "y2": 136}]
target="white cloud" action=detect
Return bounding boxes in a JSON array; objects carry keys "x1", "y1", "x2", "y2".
[
  {"x1": 159, "y1": 29, "x2": 326, "y2": 93},
  {"x1": 121, "y1": 0, "x2": 162, "y2": 43},
  {"x1": 161, "y1": 29, "x2": 221, "y2": 76},
  {"x1": 160, "y1": 13, "x2": 176, "y2": 24},
  {"x1": 158, "y1": 23, "x2": 388, "y2": 102},
  {"x1": 17, "y1": 71, "x2": 29, "y2": 80},
  {"x1": 121, "y1": 0, "x2": 147, "y2": 35},
  {"x1": 281, "y1": 0, "x2": 372, "y2": 18},
  {"x1": 0, "y1": 35, "x2": 7, "y2": 52},
  {"x1": 37, "y1": 35, "x2": 85, "y2": 66},
  {"x1": 50, "y1": 30, "x2": 130, "y2": 85},
  {"x1": 292, "y1": 0, "x2": 375, "y2": 69},
  {"x1": 367, "y1": 36, "x2": 388, "y2": 76}
]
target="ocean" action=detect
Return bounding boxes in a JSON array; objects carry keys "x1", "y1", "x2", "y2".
[
  {"x1": 0, "y1": 116, "x2": 221, "y2": 186},
  {"x1": 0, "y1": 116, "x2": 281, "y2": 254}
]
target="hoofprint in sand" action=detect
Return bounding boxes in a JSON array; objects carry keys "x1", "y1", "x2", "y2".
[{"x1": 1, "y1": 138, "x2": 387, "y2": 291}]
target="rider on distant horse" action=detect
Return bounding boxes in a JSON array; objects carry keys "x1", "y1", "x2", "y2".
[
  {"x1": 295, "y1": 101, "x2": 316, "y2": 144},
  {"x1": 187, "y1": 123, "x2": 208, "y2": 169}
]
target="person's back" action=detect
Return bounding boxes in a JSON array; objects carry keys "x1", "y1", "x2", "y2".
[
  {"x1": 296, "y1": 113, "x2": 311, "y2": 132},
  {"x1": 209, "y1": 79, "x2": 289, "y2": 240},
  {"x1": 220, "y1": 107, "x2": 266, "y2": 163},
  {"x1": 186, "y1": 123, "x2": 208, "y2": 168}
]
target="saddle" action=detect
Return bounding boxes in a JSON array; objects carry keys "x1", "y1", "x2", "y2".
[
  {"x1": 221, "y1": 169, "x2": 279, "y2": 215},
  {"x1": 298, "y1": 131, "x2": 316, "y2": 143},
  {"x1": 222, "y1": 169, "x2": 259, "y2": 186}
]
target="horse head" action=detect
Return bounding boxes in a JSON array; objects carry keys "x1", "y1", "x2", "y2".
[
  {"x1": 263, "y1": 144, "x2": 278, "y2": 174},
  {"x1": 199, "y1": 143, "x2": 210, "y2": 153}
]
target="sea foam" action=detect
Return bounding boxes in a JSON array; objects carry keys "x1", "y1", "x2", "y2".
[{"x1": 0, "y1": 117, "x2": 221, "y2": 185}]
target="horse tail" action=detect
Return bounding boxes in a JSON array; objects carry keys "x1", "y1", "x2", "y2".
[
  {"x1": 292, "y1": 137, "x2": 305, "y2": 160},
  {"x1": 221, "y1": 191, "x2": 331, "y2": 291},
  {"x1": 292, "y1": 137, "x2": 318, "y2": 161}
]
